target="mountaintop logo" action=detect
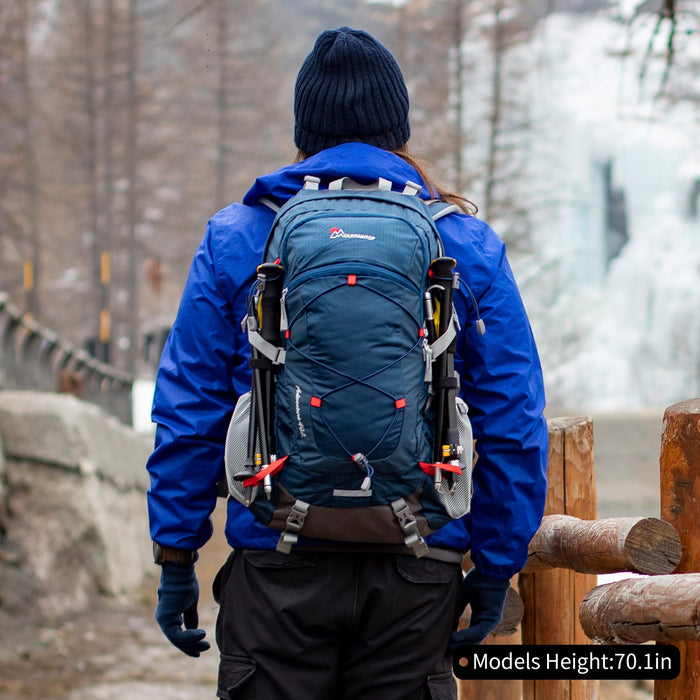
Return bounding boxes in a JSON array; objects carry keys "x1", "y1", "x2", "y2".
[{"x1": 329, "y1": 227, "x2": 376, "y2": 241}]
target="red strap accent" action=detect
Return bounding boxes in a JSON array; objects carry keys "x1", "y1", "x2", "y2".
[
  {"x1": 347, "y1": 274, "x2": 357, "y2": 285},
  {"x1": 395, "y1": 398, "x2": 406, "y2": 409},
  {"x1": 419, "y1": 461, "x2": 462, "y2": 476},
  {"x1": 419, "y1": 328, "x2": 425, "y2": 337},
  {"x1": 274, "y1": 257, "x2": 281, "y2": 265},
  {"x1": 242, "y1": 456, "x2": 288, "y2": 488},
  {"x1": 285, "y1": 330, "x2": 290, "y2": 339},
  {"x1": 310, "y1": 396, "x2": 322, "y2": 407}
]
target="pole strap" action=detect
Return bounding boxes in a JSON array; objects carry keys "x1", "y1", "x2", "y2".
[
  {"x1": 246, "y1": 316, "x2": 286, "y2": 365},
  {"x1": 422, "y1": 339, "x2": 433, "y2": 383},
  {"x1": 429, "y1": 317, "x2": 456, "y2": 360}
]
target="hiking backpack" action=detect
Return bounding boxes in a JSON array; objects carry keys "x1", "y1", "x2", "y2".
[{"x1": 225, "y1": 175, "x2": 473, "y2": 557}]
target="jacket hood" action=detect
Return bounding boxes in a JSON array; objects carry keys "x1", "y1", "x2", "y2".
[{"x1": 242, "y1": 142, "x2": 432, "y2": 206}]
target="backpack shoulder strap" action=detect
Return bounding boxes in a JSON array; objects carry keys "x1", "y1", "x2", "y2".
[
  {"x1": 328, "y1": 176, "x2": 392, "y2": 191},
  {"x1": 258, "y1": 174, "x2": 321, "y2": 213},
  {"x1": 427, "y1": 201, "x2": 461, "y2": 222},
  {"x1": 258, "y1": 196, "x2": 281, "y2": 213}
]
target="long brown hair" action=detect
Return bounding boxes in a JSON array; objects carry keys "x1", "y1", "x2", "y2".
[
  {"x1": 392, "y1": 145, "x2": 477, "y2": 215},
  {"x1": 295, "y1": 145, "x2": 477, "y2": 215}
]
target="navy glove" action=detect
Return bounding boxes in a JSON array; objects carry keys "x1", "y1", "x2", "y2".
[
  {"x1": 449, "y1": 568, "x2": 510, "y2": 652},
  {"x1": 155, "y1": 560, "x2": 211, "y2": 657}
]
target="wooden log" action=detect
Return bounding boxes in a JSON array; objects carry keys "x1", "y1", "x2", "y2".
[
  {"x1": 579, "y1": 573, "x2": 700, "y2": 644},
  {"x1": 519, "y1": 416, "x2": 598, "y2": 700},
  {"x1": 655, "y1": 399, "x2": 700, "y2": 700},
  {"x1": 496, "y1": 586, "x2": 524, "y2": 637},
  {"x1": 523, "y1": 514, "x2": 681, "y2": 575}
]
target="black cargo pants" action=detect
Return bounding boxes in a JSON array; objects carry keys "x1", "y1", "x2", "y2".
[{"x1": 213, "y1": 549, "x2": 462, "y2": 700}]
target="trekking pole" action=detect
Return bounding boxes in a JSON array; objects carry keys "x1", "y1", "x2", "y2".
[
  {"x1": 429, "y1": 257, "x2": 461, "y2": 491},
  {"x1": 232, "y1": 309, "x2": 263, "y2": 503},
  {"x1": 232, "y1": 379, "x2": 258, "y2": 505},
  {"x1": 255, "y1": 262, "x2": 285, "y2": 497}
]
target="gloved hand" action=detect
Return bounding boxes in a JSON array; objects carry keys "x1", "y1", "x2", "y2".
[
  {"x1": 449, "y1": 567, "x2": 510, "y2": 652},
  {"x1": 155, "y1": 560, "x2": 211, "y2": 657}
]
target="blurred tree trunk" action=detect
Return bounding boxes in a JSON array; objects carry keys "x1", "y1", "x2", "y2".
[
  {"x1": 452, "y1": 0, "x2": 465, "y2": 194},
  {"x1": 19, "y1": 0, "x2": 41, "y2": 318},
  {"x1": 125, "y1": 0, "x2": 139, "y2": 374},
  {"x1": 98, "y1": 0, "x2": 116, "y2": 363},
  {"x1": 0, "y1": 1, "x2": 41, "y2": 316},
  {"x1": 81, "y1": 0, "x2": 103, "y2": 356},
  {"x1": 216, "y1": 0, "x2": 229, "y2": 209},
  {"x1": 483, "y1": 0, "x2": 504, "y2": 223},
  {"x1": 460, "y1": 0, "x2": 536, "y2": 251}
]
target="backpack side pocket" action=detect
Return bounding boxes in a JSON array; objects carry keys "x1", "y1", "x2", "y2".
[
  {"x1": 433, "y1": 396, "x2": 472, "y2": 519},
  {"x1": 225, "y1": 392, "x2": 261, "y2": 505}
]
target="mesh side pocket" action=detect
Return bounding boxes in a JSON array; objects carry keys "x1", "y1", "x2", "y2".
[
  {"x1": 435, "y1": 396, "x2": 472, "y2": 519},
  {"x1": 224, "y1": 392, "x2": 260, "y2": 505}
]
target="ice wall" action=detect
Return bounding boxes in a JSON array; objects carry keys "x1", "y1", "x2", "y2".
[{"x1": 516, "y1": 10, "x2": 700, "y2": 412}]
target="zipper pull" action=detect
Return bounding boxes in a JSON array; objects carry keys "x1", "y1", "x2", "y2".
[{"x1": 353, "y1": 453, "x2": 374, "y2": 491}]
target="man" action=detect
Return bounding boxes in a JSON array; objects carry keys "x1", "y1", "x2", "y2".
[{"x1": 147, "y1": 26, "x2": 548, "y2": 700}]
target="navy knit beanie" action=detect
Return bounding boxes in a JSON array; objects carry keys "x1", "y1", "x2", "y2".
[{"x1": 294, "y1": 27, "x2": 410, "y2": 155}]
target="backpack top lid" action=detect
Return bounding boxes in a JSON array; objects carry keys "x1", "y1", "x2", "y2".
[{"x1": 261, "y1": 175, "x2": 460, "y2": 264}]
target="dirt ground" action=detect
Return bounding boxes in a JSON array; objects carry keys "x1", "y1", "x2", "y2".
[
  {"x1": 0, "y1": 504, "x2": 229, "y2": 700},
  {"x1": 0, "y1": 499, "x2": 654, "y2": 700}
]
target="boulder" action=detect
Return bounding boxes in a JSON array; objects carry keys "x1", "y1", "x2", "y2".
[{"x1": 0, "y1": 391, "x2": 154, "y2": 621}]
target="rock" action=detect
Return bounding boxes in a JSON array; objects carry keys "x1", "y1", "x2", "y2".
[
  {"x1": 0, "y1": 391, "x2": 151, "y2": 491},
  {"x1": 0, "y1": 392, "x2": 154, "y2": 622}
]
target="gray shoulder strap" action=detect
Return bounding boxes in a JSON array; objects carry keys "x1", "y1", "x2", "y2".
[
  {"x1": 258, "y1": 197, "x2": 281, "y2": 213},
  {"x1": 402, "y1": 180, "x2": 422, "y2": 195},
  {"x1": 428, "y1": 201, "x2": 461, "y2": 222}
]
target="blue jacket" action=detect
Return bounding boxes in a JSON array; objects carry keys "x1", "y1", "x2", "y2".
[{"x1": 146, "y1": 143, "x2": 548, "y2": 580}]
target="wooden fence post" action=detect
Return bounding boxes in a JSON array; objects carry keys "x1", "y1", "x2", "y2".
[
  {"x1": 655, "y1": 399, "x2": 700, "y2": 699},
  {"x1": 519, "y1": 416, "x2": 599, "y2": 700}
]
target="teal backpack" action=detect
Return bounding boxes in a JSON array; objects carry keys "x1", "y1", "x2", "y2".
[{"x1": 225, "y1": 176, "x2": 473, "y2": 556}]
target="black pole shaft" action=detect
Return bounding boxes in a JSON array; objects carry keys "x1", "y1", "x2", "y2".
[
  {"x1": 257, "y1": 263, "x2": 284, "y2": 455},
  {"x1": 429, "y1": 258, "x2": 457, "y2": 464}
]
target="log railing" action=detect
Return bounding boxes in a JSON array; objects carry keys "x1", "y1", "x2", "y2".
[
  {"x1": 523, "y1": 514, "x2": 681, "y2": 576},
  {"x1": 457, "y1": 398, "x2": 700, "y2": 700},
  {"x1": 0, "y1": 292, "x2": 133, "y2": 425}
]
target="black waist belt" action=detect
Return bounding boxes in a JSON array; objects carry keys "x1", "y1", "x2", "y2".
[{"x1": 262, "y1": 543, "x2": 465, "y2": 564}]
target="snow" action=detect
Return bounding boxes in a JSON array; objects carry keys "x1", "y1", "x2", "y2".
[
  {"x1": 515, "y1": 8, "x2": 700, "y2": 412},
  {"x1": 132, "y1": 378, "x2": 156, "y2": 434},
  {"x1": 597, "y1": 571, "x2": 645, "y2": 586}
]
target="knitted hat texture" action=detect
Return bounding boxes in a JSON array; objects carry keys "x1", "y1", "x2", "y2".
[{"x1": 294, "y1": 27, "x2": 410, "y2": 155}]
